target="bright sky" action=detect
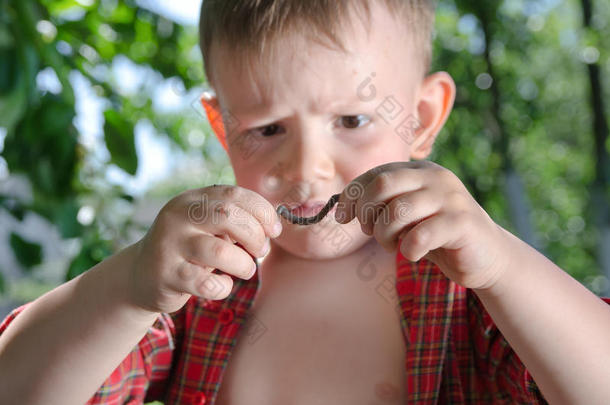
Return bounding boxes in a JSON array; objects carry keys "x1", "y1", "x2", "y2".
[{"x1": 138, "y1": 0, "x2": 202, "y2": 26}]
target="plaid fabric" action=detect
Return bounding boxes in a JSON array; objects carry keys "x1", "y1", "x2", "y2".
[{"x1": 3, "y1": 251, "x2": 610, "y2": 405}]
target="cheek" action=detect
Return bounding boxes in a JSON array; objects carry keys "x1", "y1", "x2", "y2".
[
  {"x1": 346, "y1": 136, "x2": 409, "y2": 176},
  {"x1": 231, "y1": 159, "x2": 281, "y2": 200},
  {"x1": 228, "y1": 155, "x2": 261, "y2": 189},
  {"x1": 389, "y1": 136, "x2": 413, "y2": 162},
  {"x1": 376, "y1": 120, "x2": 415, "y2": 161},
  {"x1": 234, "y1": 169, "x2": 265, "y2": 192}
]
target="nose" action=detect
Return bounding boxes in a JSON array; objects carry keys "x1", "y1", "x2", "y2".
[{"x1": 282, "y1": 126, "x2": 335, "y2": 185}]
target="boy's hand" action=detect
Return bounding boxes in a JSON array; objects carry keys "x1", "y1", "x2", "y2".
[
  {"x1": 129, "y1": 185, "x2": 282, "y2": 314},
  {"x1": 335, "y1": 161, "x2": 509, "y2": 290}
]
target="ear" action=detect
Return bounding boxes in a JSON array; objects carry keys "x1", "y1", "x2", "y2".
[
  {"x1": 200, "y1": 91, "x2": 229, "y2": 152},
  {"x1": 409, "y1": 71, "x2": 456, "y2": 160}
]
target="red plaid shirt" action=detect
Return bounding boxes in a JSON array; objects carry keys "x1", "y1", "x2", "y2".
[{"x1": 2, "y1": 250, "x2": 609, "y2": 405}]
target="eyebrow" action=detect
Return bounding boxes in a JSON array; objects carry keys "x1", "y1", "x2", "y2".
[
  {"x1": 230, "y1": 104, "x2": 275, "y2": 120},
  {"x1": 231, "y1": 95, "x2": 368, "y2": 125},
  {"x1": 313, "y1": 93, "x2": 369, "y2": 112}
]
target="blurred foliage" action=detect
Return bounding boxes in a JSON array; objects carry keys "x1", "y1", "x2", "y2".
[
  {"x1": 9, "y1": 232, "x2": 42, "y2": 269},
  {"x1": 0, "y1": 0, "x2": 609, "y2": 304},
  {"x1": 0, "y1": 0, "x2": 220, "y2": 297},
  {"x1": 431, "y1": 0, "x2": 609, "y2": 288}
]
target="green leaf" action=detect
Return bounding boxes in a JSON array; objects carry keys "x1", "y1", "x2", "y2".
[
  {"x1": 66, "y1": 249, "x2": 96, "y2": 281},
  {"x1": 9, "y1": 233, "x2": 42, "y2": 270},
  {"x1": 0, "y1": 24, "x2": 13, "y2": 49},
  {"x1": 0, "y1": 64, "x2": 27, "y2": 132},
  {"x1": 66, "y1": 239, "x2": 112, "y2": 281},
  {"x1": 4, "y1": 94, "x2": 78, "y2": 197},
  {"x1": 0, "y1": 196, "x2": 26, "y2": 221},
  {"x1": 54, "y1": 200, "x2": 83, "y2": 238},
  {"x1": 0, "y1": 272, "x2": 5, "y2": 295},
  {"x1": 103, "y1": 109, "x2": 138, "y2": 175}
]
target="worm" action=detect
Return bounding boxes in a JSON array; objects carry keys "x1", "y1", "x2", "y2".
[{"x1": 276, "y1": 193, "x2": 341, "y2": 225}]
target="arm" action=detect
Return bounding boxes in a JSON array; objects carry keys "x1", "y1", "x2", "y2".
[
  {"x1": 473, "y1": 227, "x2": 610, "y2": 405},
  {"x1": 0, "y1": 185, "x2": 280, "y2": 405},
  {"x1": 334, "y1": 161, "x2": 610, "y2": 404},
  {"x1": 0, "y1": 242, "x2": 159, "y2": 405}
]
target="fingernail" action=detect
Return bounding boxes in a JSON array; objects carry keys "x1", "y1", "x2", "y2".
[
  {"x1": 335, "y1": 209, "x2": 345, "y2": 223},
  {"x1": 360, "y1": 222, "x2": 371, "y2": 235},
  {"x1": 259, "y1": 237, "x2": 271, "y2": 257},
  {"x1": 250, "y1": 262, "x2": 257, "y2": 278},
  {"x1": 272, "y1": 222, "x2": 282, "y2": 237}
]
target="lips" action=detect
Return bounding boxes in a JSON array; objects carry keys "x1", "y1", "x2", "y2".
[{"x1": 288, "y1": 200, "x2": 335, "y2": 217}]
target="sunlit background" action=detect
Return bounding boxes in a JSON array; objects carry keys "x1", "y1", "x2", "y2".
[{"x1": 0, "y1": 0, "x2": 609, "y2": 319}]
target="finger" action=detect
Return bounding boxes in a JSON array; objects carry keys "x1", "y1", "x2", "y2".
[
  {"x1": 188, "y1": 186, "x2": 282, "y2": 239},
  {"x1": 334, "y1": 163, "x2": 394, "y2": 224},
  {"x1": 175, "y1": 260, "x2": 234, "y2": 299},
  {"x1": 372, "y1": 189, "x2": 442, "y2": 251},
  {"x1": 357, "y1": 170, "x2": 426, "y2": 232},
  {"x1": 228, "y1": 186, "x2": 283, "y2": 238},
  {"x1": 184, "y1": 234, "x2": 257, "y2": 280},
  {"x1": 335, "y1": 162, "x2": 426, "y2": 224},
  {"x1": 399, "y1": 212, "x2": 465, "y2": 262},
  {"x1": 359, "y1": 162, "x2": 451, "y2": 232},
  {"x1": 194, "y1": 199, "x2": 270, "y2": 259}
]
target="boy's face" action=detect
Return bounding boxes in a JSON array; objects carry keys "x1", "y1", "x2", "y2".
[{"x1": 207, "y1": 3, "x2": 454, "y2": 260}]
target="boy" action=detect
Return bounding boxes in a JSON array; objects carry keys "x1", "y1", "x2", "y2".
[{"x1": 1, "y1": 0, "x2": 610, "y2": 404}]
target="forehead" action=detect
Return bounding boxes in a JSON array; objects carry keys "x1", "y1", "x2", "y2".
[{"x1": 208, "y1": 3, "x2": 418, "y2": 117}]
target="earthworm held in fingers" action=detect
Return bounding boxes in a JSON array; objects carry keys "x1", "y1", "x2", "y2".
[{"x1": 276, "y1": 193, "x2": 341, "y2": 225}]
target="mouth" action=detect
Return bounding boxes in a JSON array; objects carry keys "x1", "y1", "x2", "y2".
[{"x1": 288, "y1": 200, "x2": 338, "y2": 218}]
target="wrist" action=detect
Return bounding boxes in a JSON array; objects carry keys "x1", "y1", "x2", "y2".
[
  {"x1": 82, "y1": 242, "x2": 159, "y2": 324},
  {"x1": 471, "y1": 225, "x2": 517, "y2": 298}
]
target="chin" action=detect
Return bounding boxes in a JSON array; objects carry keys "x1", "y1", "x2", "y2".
[{"x1": 273, "y1": 220, "x2": 371, "y2": 260}]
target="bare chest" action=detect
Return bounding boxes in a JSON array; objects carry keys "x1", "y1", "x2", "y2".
[{"x1": 215, "y1": 252, "x2": 407, "y2": 405}]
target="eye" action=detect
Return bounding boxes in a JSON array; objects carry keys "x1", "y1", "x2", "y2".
[
  {"x1": 249, "y1": 123, "x2": 285, "y2": 137},
  {"x1": 337, "y1": 114, "x2": 371, "y2": 129}
]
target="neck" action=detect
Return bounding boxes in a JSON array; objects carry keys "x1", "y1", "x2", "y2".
[{"x1": 258, "y1": 237, "x2": 395, "y2": 287}]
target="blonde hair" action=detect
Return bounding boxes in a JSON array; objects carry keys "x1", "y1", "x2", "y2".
[{"x1": 199, "y1": 0, "x2": 436, "y2": 85}]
